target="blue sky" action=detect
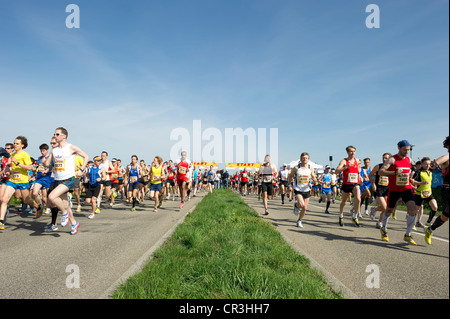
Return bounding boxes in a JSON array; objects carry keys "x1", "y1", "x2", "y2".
[{"x1": 0, "y1": 0, "x2": 448, "y2": 169}]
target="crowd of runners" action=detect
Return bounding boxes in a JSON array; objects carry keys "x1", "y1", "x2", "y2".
[{"x1": 0, "y1": 128, "x2": 448, "y2": 246}]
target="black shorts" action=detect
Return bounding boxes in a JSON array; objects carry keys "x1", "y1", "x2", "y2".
[
  {"x1": 414, "y1": 193, "x2": 435, "y2": 206},
  {"x1": 280, "y1": 180, "x2": 288, "y2": 187},
  {"x1": 375, "y1": 185, "x2": 389, "y2": 198},
  {"x1": 168, "y1": 179, "x2": 175, "y2": 187},
  {"x1": 86, "y1": 184, "x2": 101, "y2": 199},
  {"x1": 387, "y1": 189, "x2": 414, "y2": 209},
  {"x1": 294, "y1": 190, "x2": 311, "y2": 199},
  {"x1": 101, "y1": 180, "x2": 112, "y2": 187},
  {"x1": 342, "y1": 183, "x2": 358, "y2": 194},
  {"x1": 261, "y1": 182, "x2": 273, "y2": 196},
  {"x1": 53, "y1": 177, "x2": 75, "y2": 191}
]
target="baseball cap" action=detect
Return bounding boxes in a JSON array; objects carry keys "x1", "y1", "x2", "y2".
[
  {"x1": 397, "y1": 140, "x2": 411, "y2": 148},
  {"x1": 94, "y1": 156, "x2": 101, "y2": 161}
]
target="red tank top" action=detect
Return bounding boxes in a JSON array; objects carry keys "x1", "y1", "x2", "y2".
[
  {"x1": 388, "y1": 154, "x2": 412, "y2": 191},
  {"x1": 342, "y1": 158, "x2": 360, "y2": 185},
  {"x1": 177, "y1": 161, "x2": 189, "y2": 176}
]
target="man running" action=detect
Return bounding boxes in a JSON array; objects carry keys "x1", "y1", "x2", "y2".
[
  {"x1": 335, "y1": 145, "x2": 362, "y2": 227},
  {"x1": 0, "y1": 136, "x2": 40, "y2": 230},
  {"x1": 289, "y1": 152, "x2": 317, "y2": 228},
  {"x1": 45, "y1": 127, "x2": 89, "y2": 235},
  {"x1": 424, "y1": 136, "x2": 449, "y2": 245},
  {"x1": 319, "y1": 165, "x2": 332, "y2": 214},
  {"x1": 258, "y1": 154, "x2": 278, "y2": 215},
  {"x1": 379, "y1": 140, "x2": 422, "y2": 245},
  {"x1": 368, "y1": 153, "x2": 392, "y2": 228}
]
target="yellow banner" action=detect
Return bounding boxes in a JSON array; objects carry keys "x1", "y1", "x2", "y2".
[
  {"x1": 226, "y1": 163, "x2": 261, "y2": 169},
  {"x1": 192, "y1": 162, "x2": 218, "y2": 168}
]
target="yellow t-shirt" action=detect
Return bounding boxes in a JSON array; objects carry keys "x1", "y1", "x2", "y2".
[
  {"x1": 75, "y1": 156, "x2": 84, "y2": 174},
  {"x1": 11, "y1": 151, "x2": 32, "y2": 184},
  {"x1": 151, "y1": 165, "x2": 162, "y2": 184}
]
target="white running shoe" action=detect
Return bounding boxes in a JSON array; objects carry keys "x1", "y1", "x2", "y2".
[{"x1": 61, "y1": 211, "x2": 70, "y2": 227}]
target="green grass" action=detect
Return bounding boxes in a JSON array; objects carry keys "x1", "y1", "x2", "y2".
[{"x1": 112, "y1": 189, "x2": 341, "y2": 299}]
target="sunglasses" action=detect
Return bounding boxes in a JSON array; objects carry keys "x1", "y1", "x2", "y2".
[{"x1": 54, "y1": 133, "x2": 65, "y2": 137}]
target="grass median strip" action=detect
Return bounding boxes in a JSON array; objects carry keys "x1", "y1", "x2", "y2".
[{"x1": 112, "y1": 189, "x2": 341, "y2": 299}]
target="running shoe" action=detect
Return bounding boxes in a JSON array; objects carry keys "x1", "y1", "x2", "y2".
[
  {"x1": 263, "y1": 209, "x2": 269, "y2": 215},
  {"x1": 380, "y1": 229, "x2": 389, "y2": 242},
  {"x1": 339, "y1": 217, "x2": 344, "y2": 227},
  {"x1": 154, "y1": 207, "x2": 158, "y2": 212},
  {"x1": 392, "y1": 212, "x2": 397, "y2": 220},
  {"x1": 0, "y1": 222, "x2": 4, "y2": 230},
  {"x1": 424, "y1": 226, "x2": 432, "y2": 245},
  {"x1": 61, "y1": 211, "x2": 70, "y2": 227},
  {"x1": 36, "y1": 205, "x2": 44, "y2": 218},
  {"x1": 44, "y1": 224, "x2": 58, "y2": 232},
  {"x1": 369, "y1": 207, "x2": 377, "y2": 220},
  {"x1": 76, "y1": 205, "x2": 82, "y2": 212},
  {"x1": 131, "y1": 207, "x2": 136, "y2": 212},
  {"x1": 296, "y1": 220, "x2": 303, "y2": 228},
  {"x1": 88, "y1": 213, "x2": 95, "y2": 219},
  {"x1": 325, "y1": 209, "x2": 330, "y2": 214},
  {"x1": 403, "y1": 234, "x2": 417, "y2": 245},
  {"x1": 353, "y1": 218, "x2": 360, "y2": 227},
  {"x1": 293, "y1": 204, "x2": 299, "y2": 216},
  {"x1": 179, "y1": 202, "x2": 184, "y2": 209},
  {"x1": 70, "y1": 222, "x2": 80, "y2": 235}
]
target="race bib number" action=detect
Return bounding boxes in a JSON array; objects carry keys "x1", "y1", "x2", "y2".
[
  {"x1": 12, "y1": 171, "x2": 21, "y2": 182},
  {"x1": 379, "y1": 176, "x2": 389, "y2": 186},
  {"x1": 38, "y1": 164, "x2": 46, "y2": 172},
  {"x1": 323, "y1": 182, "x2": 330, "y2": 188},
  {"x1": 54, "y1": 159, "x2": 66, "y2": 172},
  {"x1": 396, "y1": 173, "x2": 409, "y2": 186},
  {"x1": 130, "y1": 176, "x2": 138, "y2": 183},
  {"x1": 347, "y1": 173, "x2": 358, "y2": 184},
  {"x1": 111, "y1": 174, "x2": 118, "y2": 180},
  {"x1": 298, "y1": 175, "x2": 309, "y2": 184},
  {"x1": 152, "y1": 174, "x2": 161, "y2": 181},
  {"x1": 178, "y1": 166, "x2": 187, "y2": 174},
  {"x1": 263, "y1": 175, "x2": 272, "y2": 183},
  {"x1": 421, "y1": 190, "x2": 431, "y2": 198}
]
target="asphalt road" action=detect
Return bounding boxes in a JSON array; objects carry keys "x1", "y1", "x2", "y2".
[
  {"x1": 1, "y1": 190, "x2": 447, "y2": 300},
  {"x1": 0, "y1": 193, "x2": 204, "y2": 299},
  {"x1": 242, "y1": 193, "x2": 449, "y2": 299}
]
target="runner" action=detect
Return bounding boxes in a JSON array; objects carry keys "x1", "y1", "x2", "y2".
[
  {"x1": 258, "y1": 154, "x2": 278, "y2": 215},
  {"x1": 207, "y1": 165, "x2": 216, "y2": 194},
  {"x1": 289, "y1": 152, "x2": 317, "y2": 227},
  {"x1": 330, "y1": 168, "x2": 338, "y2": 204},
  {"x1": 149, "y1": 156, "x2": 165, "y2": 212},
  {"x1": 86, "y1": 156, "x2": 106, "y2": 219},
  {"x1": 368, "y1": 153, "x2": 392, "y2": 229},
  {"x1": 378, "y1": 140, "x2": 422, "y2": 245},
  {"x1": 360, "y1": 158, "x2": 372, "y2": 217},
  {"x1": 165, "y1": 160, "x2": 176, "y2": 200},
  {"x1": 413, "y1": 157, "x2": 439, "y2": 228},
  {"x1": 127, "y1": 155, "x2": 141, "y2": 212},
  {"x1": 139, "y1": 159, "x2": 150, "y2": 203},
  {"x1": 279, "y1": 164, "x2": 289, "y2": 204},
  {"x1": 0, "y1": 136, "x2": 40, "y2": 230},
  {"x1": 0, "y1": 143, "x2": 13, "y2": 224},
  {"x1": 44, "y1": 128, "x2": 89, "y2": 235},
  {"x1": 31, "y1": 143, "x2": 53, "y2": 217},
  {"x1": 335, "y1": 146, "x2": 362, "y2": 227},
  {"x1": 98, "y1": 151, "x2": 115, "y2": 208},
  {"x1": 319, "y1": 165, "x2": 332, "y2": 214},
  {"x1": 175, "y1": 151, "x2": 192, "y2": 209},
  {"x1": 239, "y1": 168, "x2": 249, "y2": 196},
  {"x1": 424, "y1": 136, "x2": 449, "y2": 245}
]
